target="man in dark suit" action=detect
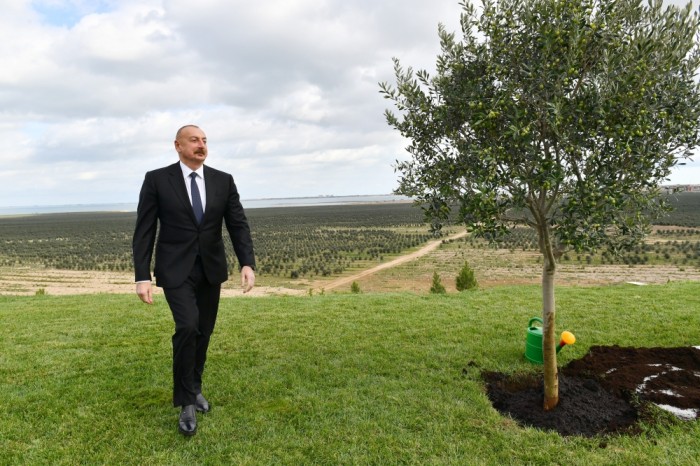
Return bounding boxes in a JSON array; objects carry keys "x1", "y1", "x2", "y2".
[{"x1": 132, "y1": 124, "x2": 256, "y2": 436}]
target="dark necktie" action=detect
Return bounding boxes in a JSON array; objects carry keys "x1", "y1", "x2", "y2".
[{"x1": 189, "y1": 172, "x2": 204, "y2": 224}]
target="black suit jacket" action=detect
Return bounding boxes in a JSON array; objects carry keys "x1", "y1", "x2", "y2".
[{"x1": 133, "y1": 162, "x2": 255, "y2": 288}]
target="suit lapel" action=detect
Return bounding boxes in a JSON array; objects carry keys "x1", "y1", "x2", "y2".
[
  {"x1": 203, "y1": 166, "x2": 217, "y2": 223},
  {"x1": 167, "y1": 162, "x2": 198, "y2": 224}
]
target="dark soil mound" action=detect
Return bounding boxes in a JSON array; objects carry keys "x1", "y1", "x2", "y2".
[{"x1": 482, "y1": 345, "x2": 700, "y2": 437}]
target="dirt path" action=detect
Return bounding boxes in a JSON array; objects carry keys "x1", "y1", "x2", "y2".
[{"x1": 322, "y1": 231, "x2": 468, "y2": 291}]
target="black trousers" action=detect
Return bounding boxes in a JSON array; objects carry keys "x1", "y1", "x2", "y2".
[{"x1": 163, "y1": 257, "x2": 221, "y2": 407}]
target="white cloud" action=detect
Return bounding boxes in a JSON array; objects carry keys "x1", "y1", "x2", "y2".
[{"x1": 0, "y1": 0, "x2": 696, "y2": 208}]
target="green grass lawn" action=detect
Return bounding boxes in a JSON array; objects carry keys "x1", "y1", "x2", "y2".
[{"x1": 2, "y1": 282, "x2": 700, "y2": 464}]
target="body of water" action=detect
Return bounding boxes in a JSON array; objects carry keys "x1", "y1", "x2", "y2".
[{"x1": 0, "y1": 194, "x2": 412, "y2": 216}]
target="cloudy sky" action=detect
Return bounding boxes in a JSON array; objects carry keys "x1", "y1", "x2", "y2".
[{"x1": 1, "y1": 0, "x2": 697, "y2": 208}]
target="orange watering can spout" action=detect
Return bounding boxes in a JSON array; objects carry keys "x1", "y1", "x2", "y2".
[{"x1": 556, "y1": 330, "x2": 576, "y2": 353}]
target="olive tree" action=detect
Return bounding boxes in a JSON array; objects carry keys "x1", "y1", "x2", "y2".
[{"x1": 380, "y1": 0, "x2": 700, "y2": 410}]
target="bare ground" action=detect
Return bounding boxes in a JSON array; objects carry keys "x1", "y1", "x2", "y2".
[
  {"x1": 0, "y1": 267, "x2": 305, "y2": 297},
  {"x1": 316, "y1": 241, "x2": 700, "y2": 294}
]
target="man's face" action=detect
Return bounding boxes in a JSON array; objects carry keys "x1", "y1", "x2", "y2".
[{"x1": 175, "y1": 126, "x2": 207, "y2": 169}]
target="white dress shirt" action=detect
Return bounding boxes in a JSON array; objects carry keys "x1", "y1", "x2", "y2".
[{"x1": 179, "y1": 161, "x2": 206, "y2": 212}]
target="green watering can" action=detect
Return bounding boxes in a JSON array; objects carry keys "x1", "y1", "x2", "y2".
[{"x1": 524, "y1": 317, "x2": 576, "y2": 364}]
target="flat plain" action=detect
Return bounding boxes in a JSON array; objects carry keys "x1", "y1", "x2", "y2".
[{"x1": 0, "y1": 194, "x2": 699, "y2": 296}]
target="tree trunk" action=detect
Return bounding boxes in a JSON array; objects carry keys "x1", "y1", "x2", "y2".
[
  {"x1": 530, "y1": 191, "x2": 560, "y2": 410},
  {"x1": 542, "y1": 255, "x2": 558, "y2": 410}
]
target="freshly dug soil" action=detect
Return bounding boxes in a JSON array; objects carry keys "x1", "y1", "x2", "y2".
[{"x1": 482, "y1": 345, "x2": 700, "y2": 437}]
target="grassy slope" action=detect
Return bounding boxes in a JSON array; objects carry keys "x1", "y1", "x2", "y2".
[{"x1": 2, "y1": 283, "x2": 700, "y2": 464}]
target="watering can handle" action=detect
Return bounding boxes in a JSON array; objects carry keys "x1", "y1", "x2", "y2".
[{"x1": 528, "y1": 317, "x2": 543, "y2": 328}]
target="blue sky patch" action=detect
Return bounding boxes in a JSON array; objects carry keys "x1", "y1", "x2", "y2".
[{"x1": 31, "y1": 1, "x2": 114, "y2": 28}]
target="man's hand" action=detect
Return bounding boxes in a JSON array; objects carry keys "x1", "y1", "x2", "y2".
[
  {"x1": 136, "y1": 281, "x2": 153, "y2": 304},
  {"x1": 241, "y1": 266, "x2": 255, "y2": 293}
]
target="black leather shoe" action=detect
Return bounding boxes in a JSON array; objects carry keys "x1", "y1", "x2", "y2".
[
  {"x1": 195, "y1": 393, "x2": 210, "y2": 413},
  {"x1": 178, "y1": 405, "x2": 197, "y2": 436}
]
